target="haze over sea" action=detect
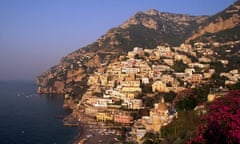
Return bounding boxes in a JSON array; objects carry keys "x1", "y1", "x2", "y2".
[{"x1": 0, "y1": 80, "x2": 78, "y2": 144}]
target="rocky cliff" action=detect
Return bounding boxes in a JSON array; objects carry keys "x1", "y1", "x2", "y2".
[{"x1": 186, "y1": 0, "x2": 240, "y2": 42}]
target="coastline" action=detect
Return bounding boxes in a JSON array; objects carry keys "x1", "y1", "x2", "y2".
[
  {"x1": 70, "y1": 122, "x2": 121, "y2": 144},
  {"x1": 63, "y1": 103, "x2": 121, "y2": 144}
]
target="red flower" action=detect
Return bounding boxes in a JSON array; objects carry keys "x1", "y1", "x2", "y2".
[{"x1": 188, "y1": 90, "x2": 240, "y2": 144}]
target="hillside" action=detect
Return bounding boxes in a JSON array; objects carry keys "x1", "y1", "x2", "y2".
[{"x1": 37, "y1": 1, "x2": 239, "y2": 96}]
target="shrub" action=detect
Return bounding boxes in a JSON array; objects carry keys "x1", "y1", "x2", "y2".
[{"x1": 188, "y1": 91, "x2": 240, "y2": 144}]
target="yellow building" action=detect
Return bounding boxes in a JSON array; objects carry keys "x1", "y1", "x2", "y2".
[
  {"x1": 122, "y1": 86, "x2": 142, "y2": 93},
  {"x1": 96, "y1": 112, "x2": 113, "y2": 122},
  {"x1": 152, "y1": 81, "x2": 169, "y2": 93}
]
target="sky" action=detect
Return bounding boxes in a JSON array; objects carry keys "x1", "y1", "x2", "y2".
[{"x1": 0, "y1": 0, "x2": 236, "y2": 81}]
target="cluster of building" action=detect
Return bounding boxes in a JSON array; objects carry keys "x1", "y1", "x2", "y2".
[
  {"x1": 220, "y1": 69, "x2": 240, "y2": 85},
  {"x1": 74, "y1": 41, "x2": 239, "y2": 143},
  {"x1": 130, "y1": 97, "x2": 177, "y2": 143}
]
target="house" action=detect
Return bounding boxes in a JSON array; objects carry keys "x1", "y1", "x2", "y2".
[
  {"x1": 194, "y1": 42, "x2": 205, "y2": 49},
  {"x1": 149, "y1": 51, "x2": 160, "y2": 60},
  {"x1": 189, "y1": 74, "x2": 203, "y2": 84},
  {"x1": 96, "y1": 112, "x2": 113, "y2": 122},
  {"x1": 188, "y1": 63, "x2": 210, "y2": 69},
  {"x1": 114, "y1": 113, "x2": 133, "y2": 124},
  {"x1": 121, "y1": 67, "x2": 140, "y2": 74},
  {"x1": 152, "y1": 81, "x2": 169, "y2": 93},
  {"x1": 133, "y1": 47, "x2": 144, "y2": 56},
  {"x1": 157, "y1": 45, "x2": 173, "y2": 57},
  {"x1": 208, "y1": 88, "x2": 229, "y2": 102},
  {"x1": 121, "y1": 80, "x2": 140, "y2": 87},
  {"x1": 163, "y1": 59, "x2": 174, "y2": 66},
  {"x1": 123, "y1": 93, "x2": 136, "y2": 101},
  {"x1": 152, "y1": 65, "x2": 172, "y2": 72},
  {"x1": 122, "y1": 86, "x2": 142, "y2": 93},
  {"x1": 94, "y1": 98, "x2": 113, "y2": 108},
  {"x1": 107, "y1": 80, "x2": 116, "y2": 88},
  {"x1": 128, "y1": 99, "x2": 143, "y2": 110},
  {"x1": 219, "y1": 60, "x2": 229, "y2": 65},
  {"x1": 142, "y1": 77, "x2": 150, "y2": 84},
  {"x1": 180, "y1": 43, "x2": 192, "y2": 52},
  {"x1": 185, "y1": 68, "x2": 195, "y2": 76},
  {"x1": 220, "y1": 69, "x2": 240, "y2": 85},
  {"x1": 100, "y1": 75, "x2": 108, "y2": 86},
  {"x1": 199, "y1": 57, "x2": 212, "y2": 63},
  {"x1": 161, "y1": 74, "x2": 175, "y2": 86},
  {"x1": 128, "y1": 51, "x2": 136, "y2": 58},
  {"x1": 174, "y1": 72, "x2": 188, "y2": 80}
]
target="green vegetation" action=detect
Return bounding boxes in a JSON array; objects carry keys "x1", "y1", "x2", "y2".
[
  {"x1": 193, "y1": 84, "x2": 210, "y2": 103},
  {"x1": 174, "y1": 85, "x2": 210, "y2": 111},
  {"x1": 193, "y1": 26, "x2": 240, "y2": 43},
  {"x1": 172, "y1": 60, "x2": 187, "y2": 72},
  {"x1": 155, "y1": 92, "x2": 176, "y2": 103},
  {"x1": 142, "y1": 132, "x2": 162, "y2": 144},
  {"x1": 161, "y1": 111, "x2": 200, "y2": 143},
  {"x1": 175, "y1": 96, "x2": 197, "y2": 111},
  {"x1": 141, "y1": 84, "x2": 153, "y2": 93},
  {"x1": 228, "y1": 81, "x2": 240, "y2": 90}
]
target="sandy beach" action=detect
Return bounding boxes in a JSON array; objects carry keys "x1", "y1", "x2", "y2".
[
  {"x1": 72, "y1": 122, "x2": 122, "y2": 144},
  {"x1": 64, "y1": 97, "x2": 124, "y2": 144}
]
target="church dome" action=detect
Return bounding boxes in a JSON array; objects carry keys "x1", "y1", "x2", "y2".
[{"x1": 157, "y1": 103, "x2": 168, "y2": 111}]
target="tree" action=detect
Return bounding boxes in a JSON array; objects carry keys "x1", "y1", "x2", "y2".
[
  {"x1": 163, "y1": 91, "x2": 176, "y2": 103},
  {"x1": 175, "y1": 96, "x2": 197, "y2": 111},
  {"x1": 143, "y1": 97, "x2": 154, "y2": 108},
  {"x1": 174, "y1": 89, "x2": 197, "y2": 110},
  {"x1": 193, "y1": 84, "x2": 211, "y2": 103},
  {"x1": 188, "y1": 90, "x2": 240, "y2": 144},
  {"x1": 142, "y1": 132, "x2": 161, "y2": 144},
  {"x1": 228, "y1": 81, "x2": 240, "y2": 90},
  {"x1": 172, "y1": 60, "x2": 187, "y2": 72}
]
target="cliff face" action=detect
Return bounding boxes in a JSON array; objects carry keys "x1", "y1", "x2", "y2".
[
  {"x1": 186, "y1": 0, "x2": 240, "y2": 42},
  {"x1": 36, "y1": 1, "x2": 239, "y2": 95}
]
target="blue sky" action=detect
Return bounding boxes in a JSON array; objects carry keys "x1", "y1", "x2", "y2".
[{"x1": 0, "y1": 0, "x2": 236, "y2": 80}]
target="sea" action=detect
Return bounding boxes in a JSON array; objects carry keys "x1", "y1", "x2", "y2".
[{"x1": 0, "y1": 80, "x2": 79, "y2": 144}]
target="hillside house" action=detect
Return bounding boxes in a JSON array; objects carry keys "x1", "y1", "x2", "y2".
[
  {"x1": 114, "y1": 113, "x2": 133, "y2": 124},
  {"x1": 152, "y1": 81, "x2": 169, "y2": 93},
  {"x1": 96, "y1": 112, "x2": 113, "y2": 122}
]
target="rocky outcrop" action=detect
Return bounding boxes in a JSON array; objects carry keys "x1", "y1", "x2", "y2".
[
  {"x1": 120, "y1": 9, "x2": 208, "y2": 30},
  {"x1": 186, "y1": 0, "x2": 240, "y2": 42}
]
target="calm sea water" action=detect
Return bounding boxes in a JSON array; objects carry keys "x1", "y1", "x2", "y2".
[{"x1": 0, "y1": 81, "x2": 79, "y2": 144}]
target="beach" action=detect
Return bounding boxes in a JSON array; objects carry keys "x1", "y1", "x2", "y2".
[
  {"x1": 63, "y1": 106, "x2": 122, "y2": 144},
  {"x1": 72, "y1": 122, "x2": 121, "y2": 144}
]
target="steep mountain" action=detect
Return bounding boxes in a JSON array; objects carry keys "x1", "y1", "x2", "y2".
[
  {"x1": 37, "y1": 1, "x2": 240, "y2": 95},
  {"x1": 96, "y1": 9, "x2": 208, "y2": 52},
  {"x1": 186, "y1": 0, "x2": 240, "y2": 43}
]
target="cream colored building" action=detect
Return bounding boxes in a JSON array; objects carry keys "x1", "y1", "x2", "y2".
[{"x1": 152, "y1": 81, "x2": 169, "y2": 93}]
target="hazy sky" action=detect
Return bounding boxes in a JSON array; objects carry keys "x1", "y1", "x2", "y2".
[{"x1": 0, "y1": 0, "x2": 236, "y2": 80}]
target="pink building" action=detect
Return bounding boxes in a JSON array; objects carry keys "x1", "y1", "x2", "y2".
[{"x1": 114, "y1": 114, "x2": 133, "y2": 124}]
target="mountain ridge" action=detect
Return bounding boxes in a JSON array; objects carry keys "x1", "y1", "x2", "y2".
[{"x1": 186, "y1": 0, "x2": 240, "y2": 42}]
